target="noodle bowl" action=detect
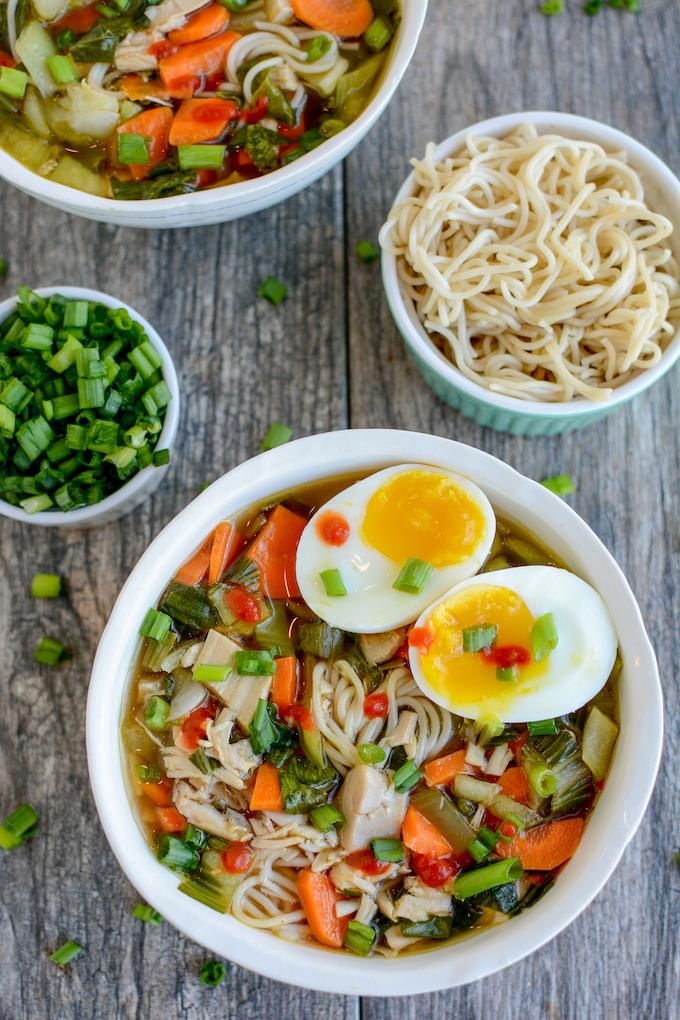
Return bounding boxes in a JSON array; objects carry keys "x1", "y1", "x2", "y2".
[{"x1": 380, "y1": 123, "x2": 680, "y2": 403}]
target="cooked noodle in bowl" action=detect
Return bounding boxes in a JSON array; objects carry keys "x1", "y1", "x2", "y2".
[{"x1": 380, "y1": 124, "x2": 680, "y2": 402}]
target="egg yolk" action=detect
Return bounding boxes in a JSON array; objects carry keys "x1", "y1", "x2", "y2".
[
  {"x1": 360, "y1": 470, "x2": 487, "y2": 568},
  {"x1": 419, "y1": 584, "x2": 548, "y2": 711}
]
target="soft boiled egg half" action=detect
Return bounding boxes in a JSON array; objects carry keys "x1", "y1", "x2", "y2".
[
  {"x1": 295, "y1": 464, "x2": 496, "y2": 633},
  {"x1": 408, "y1": 565, "x2": 617, "y2": 722}
]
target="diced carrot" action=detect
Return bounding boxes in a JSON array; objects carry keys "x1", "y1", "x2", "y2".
[
  {"x1": 142, "y1": 779, "x2": 173, "y2": 807},
  {"x1": 291, "y1": 0, "x2": 373, "y2": 36},
  {"x1": 53, "y1": 2, "x2": 99, "y2": 33},
  {"x1": 169, "y1": 97, "x2": 239, "y2": 147},
  {"x1": 496, "y1": 817, "x2": 585, "y2": 871},
  {"x1": 401, "y1": 805, "x2": 452, "y2": 859},
  {"x1": 207, "y1": 520, "x2": 245, "y2": 584},
  {"x1": 0, "y1": 51, "x2": 15, "y2": 68},
  {"x1": 116, "y1": 106, "x2": 173, "y2": 182},
  {"x1": 296, "y1": 870, "x2": 348, "y2": 948},
  {"x1": 247, "y1": 505, "x2": 307, "y2": 599},
  {"x1": 119, "y1": 74, "x2": 171, "y2": 102},
  {"x1": 159, "y1": 31, "x2": 241, "y2": 99},
  {"x1": 156, "y1": 806, "x2": 186, "y2": 832},
  {"x1": 497, "y1": 766, "x2": 530, "y2": 805},
  {"x1": 422, "y1": 749, "x2": 470, "y2": 788},
  {"x1": 249, "y1": 762, "x2": 283, "y2": 812},
  {"x1": 175, "y1": 532, "x2": 214, "y2": 585},
  {"x1": 272, "y1": 656, "x2": 297, "y2": 712},
  {"x1": 169, "y1": 2, "x2": 230, "y2": 45}
]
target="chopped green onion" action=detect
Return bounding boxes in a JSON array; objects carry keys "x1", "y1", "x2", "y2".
[
  {"x1": 531, "y1": 612, "x2": 559, "y2": 663},
  {"x1": 117, "y1": 132, "x2": 150, "y2": 165},
  {"x1": 136, "y1": 763, "x2": 161, "y2": 782},
  {"x1": 194, "y1": 663, "x2": 232, "y2": 684},
  {"x1": 77, "y1": 377, "x2": 105, "y2": 409},
  {"x1": 218, "y1": 0, "x2": 249, "y2": 8},
  {"x1": 468, "y1": 837, "x2": 491, "y2": 863},
  {"x1": 0, "y1": 66, "x2": 28, "y2": 98},
  {"x1": 496, "y1": 666, "x2": 519, "y2": 682},
  {"x1": 63, "y1": 300, "x2": 88, "y2": 328},
  {"x1": 393, "y1": 557, "x2": 433, "y2": 594},
  {"x1": 393, "y1": 758, "x2": 422, "y2": 793},
  {"x1": 0, "y1": 258, "x2": 7, "y2": 277},
  {"x1": 358, "y1": 742, "x2": 386, "y2": 765},
  {"x1": 363, "y1": 16, "x2": 392, "y2": 50},
  {"x1": 234, "y1": 649, "x2": 275, "y2": 676},
  {"x1": 320, "y1": 567, "x2": 347, "y2": 597},
  {"x1": 34, "y1": 636, "x2": 70, "y2": 665},
  {"x1": 541, "y1": 0, "x2": 563, "y2": 12},
  {"x1": 0, "y1": 803, "x2": 38, "y2": 850},
  {"x1": 31, "y1": 573, "x2": 62, "y2": 598},
  {"x1": 140, "y1": 607, "x2": 172, "y2": 641},
  {"x1": 52, "y1": 394, "x2": 80, "y2": 419},
  {"x1": 527, "y1": 718, "x2": 559, "y2": 736},
  {"x1": 478, "y1": 825, "x2": 499, "y2": 850},
  {"x1": 46, "y1": 54, "x2": 78, "y2": 84},
  {"x1": 343, "y1": 919, "x2": 375, "y2": 956},
  {"x1": 145, "y1": 695, "x2": 170, "y2": 731},
  {"x1": 199, "y1": 959, "x2": 227, "y2": 987},
  {"x1": 21, "y1": 494, "x2": 53, "y2": 514},
  {"x1": 527, "y1": 762, "x2": 557, "y2": 798},
  {"x1": 258, "y1": 276, "x2": 287, "y2": 305},
  {"x1": 506, "y1": 811, "x2": 526, "y2": 831},
  {"x1": 142, "y1": 379, "x2": 171, "y2": 415},
  {"x1": 132, "y1": 903, "x2": 163, "y2": 924},
  {"x1": 453, "y1": 857, "x2": 523, "y2": 899},
  {"x1": 260, "y1": 421, "x2": 293, "y2": 450},
  {"x1": 540, "y1": 473, "x2": 574, "y2": 497},
  {"x1": 356, "y1": 239, "x2": 379, "y2": 262},
  {"x1": 462, "y1": 623, "x2": 497, "y2": 654},
  {"x1": 156, "y1": 834, "x2": 198, "y2": 872},
  {"x1": 49, "y1": 940, "x2": 83, "y2": 966},
  {"x1": 152, "y1": 448, "x2": 170, "y2": 466},
  {"x1": 177, "y1": 144, "x2": 225, "y2": 170},
  {"x1": 22, "y1": 322, "x2": 54, "y2": 350},
  {"x1": 370, "y1": 837, "x2": 403, "y2": 862},
  {"x1": 306, "y1": 33, "x2": 332, "y2": 61},
  {"x1": 309, "y1": 804, "x2": 345, "y2": 832}
]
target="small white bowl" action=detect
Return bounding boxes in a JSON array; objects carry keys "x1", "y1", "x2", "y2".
[
  {"x1": 381, "y1": 111, "x2": 680, "y2": 436},
  {"x1": 87, "y1": 429, "x2": 662, "y2": 995},
  {"x1": 0, "y1": 1, "x2": 427, "y2": 229},
  {"x1": 0, "y1": 286, "x2": 179, "y2": 528}
]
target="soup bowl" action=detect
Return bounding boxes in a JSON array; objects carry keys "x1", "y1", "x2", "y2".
[
  {"x1": 86, "y1": 429, "x2": 662, "y2": 995},
  {"x1": 0, "y1": 1, "x2": 427, "y2": 229}
]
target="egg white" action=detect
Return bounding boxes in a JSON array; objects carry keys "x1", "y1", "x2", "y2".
[
  {"x1": 295, "y1": 464, "x2": 496, "y2": 633},
  {"x1": 409, "y1": 565, "x2": 618, "y2": 722}
]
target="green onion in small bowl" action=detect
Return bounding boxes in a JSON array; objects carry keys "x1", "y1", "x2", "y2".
[{"x1": 0, "y1": 286, "x2": 179, "y2": 528}]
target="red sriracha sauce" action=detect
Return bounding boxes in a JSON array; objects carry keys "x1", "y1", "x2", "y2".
[
  {"x1": 363, "y1": 692, "x2": 389, "y2": 718},
  {"x1": 225, "y1": 586, "x2": 261, "y2": 623},
  {"x1": 286, "y1": 704, "x2": 315, "y2": 731},
  {"x1": 411, "y1": 852, "x2": 464, "y2": 888},
  {"x1": 408, "y1": 624, "x2": 434, "y2": 655},
  {"x1": 481, "y1": 644, "x2": 531, "y2": 669},
  {"x1": 222, "y1": 842, "x2": 254, "y2": 874},
  {"x1": 346, "y1": 848, "x2": 391, "y2": 876},
  {"x1": 315, "y1": 510, "x2": 350, "y2": 547}
]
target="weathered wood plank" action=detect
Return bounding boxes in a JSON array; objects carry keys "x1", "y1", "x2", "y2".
[{"x1": 347, "y1": 2, "x2": 679, "y2": 1018}]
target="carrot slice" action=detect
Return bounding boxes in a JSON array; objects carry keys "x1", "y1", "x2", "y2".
[
  {"x1": 422, "y1": 749, "x2": 470, "y2": 788},
  {"x1": 497, "y1": 766, "x2": 530, "y2": 805},
  {"x1": 297, "y1": 870, "x2": 348, "y2": 948},
  {"x1": 496, "y1": 817, "x2": 585, "y2": 871},
  {"x1": 119, "y1": 74, "x2": 171, "y2": 102},
  {"x1": 247, "y1": 505, "x2": 307, "y2": 599},
  {"x1": 156, "y1": 806, "x2": 187, "y2": 832},
  {"x1": 116, "y1": 106, "x2": 173, "y2": 182},
  {"x1": 159, "y1": 31, "x2": 241, "y2": 99},
  {"x1": 169, "y1": 97, "x2": 239, "y2": 146},
  {"x1": 401, "y1": 805, "x2": 452, "y2": 859},
  {"x1": 249, "y1": 762, "x2": 283, "y2": 812},
  {"x1": 291, "y1": 0, "x2": 372, "y2": 36},
  {"x1": 169, "y1": 2, "x2": 230, "y2": 45},
  {"x1": 272, "y1": 656, "x2": 297, "y2": 711},
  {"x1": 175, "y1": 532, "x2": 214, "y2": 585},
  {"x1": 207, "y1": 520, "x2": 245, "y2": 584},
  {"x1": 142, "y1": 779, "x2": 173, "y2": 807}
]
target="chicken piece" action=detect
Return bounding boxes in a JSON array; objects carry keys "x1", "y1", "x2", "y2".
[
  {"x1": 381, "y1": 710, "x2": 418, "y2": 760},
  {"x1": 359, "y1": 628, "x2": 407, "y2": 666},
  {"x1": 269, "y1": 62, "x2": 299, "y2": 92},
  {"x1": 355, "y1": 893, "x2": 378, "y2": 926},
  {"x1": 193, "y1": 630, "x2": 272, "y2": 729},
  {"x1": 383, "y1": 925, "x2": 421, "y2": 952},
  {"x1": 114, "y1": 30, "x2": 163, "y2": 72},
  {"x1": 162, "y1": 745, "x2": 209, "y2": 781},
  {"x1": 264, "y1": 0, "x2": 295, "y2": 23},
  {"x1": 205, "y1": 708, "x2": 261, "y2": 785},
  {"x1": 330, "y1": 860, "x2": 385, "y2": 898},
  {"x1": 393, "y1": 877, "x2": 452, "y2": 923},
  {"x1": 180, "y1": 641, "x2": 204, "y2": 668},
  {"x1": 174, "y1": 781, "x2": 251, "y2": 840},
  {"x1": 336, "y1": 764, "x2": 407, "y2": 852},
  {"x1": 146, "y1": 0, "x2": 208, "y2": 33},
  {"x1": 311, "y1": 847, "x2": 348, "y2": 873}
]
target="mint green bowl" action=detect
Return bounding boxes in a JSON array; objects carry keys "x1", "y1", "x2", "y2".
[{"x1": 381, "y1": 112, "x2": 680, "y2": 436}]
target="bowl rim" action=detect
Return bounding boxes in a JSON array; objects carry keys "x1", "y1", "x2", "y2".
[
  {"x1": 86, "y1": 429, "x2": 662, "y2": 996},
  {"x1": 0, "y1": 0, "x2": 427, "y2": 216},
  {"x1": 381, "y1": 110, "x2": 680, "y2": 419},
  {"x1": 0, "y1": 285, "x2": 180, "y2": 526}
]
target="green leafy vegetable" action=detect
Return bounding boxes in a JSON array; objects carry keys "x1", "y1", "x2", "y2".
[
  {"x1": 279, "y1": 754, "x2": 337, "y2": 813},
  {"x1": 160, "y1": 584, "x2": 218, "y2": 632},
  {"x1": 401, "y1": 915, "x2": 453, "y2": 939}
]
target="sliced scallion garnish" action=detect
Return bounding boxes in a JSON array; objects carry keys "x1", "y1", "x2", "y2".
[{"x1": 392, "y1": 557, "x2": 433, "y2": 594}]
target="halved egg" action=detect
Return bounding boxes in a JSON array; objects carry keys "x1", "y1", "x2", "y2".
[
  {"x1": 295, "y1": 464, "x2": 496, "y2": 633},
  {"x1": 409, "y1": 566, "x2": 617, "y2": 722}
]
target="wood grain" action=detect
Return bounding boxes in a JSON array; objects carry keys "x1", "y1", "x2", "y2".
[{"x1": 0, "y1": 0, "x2": 678, "y2": 1017}]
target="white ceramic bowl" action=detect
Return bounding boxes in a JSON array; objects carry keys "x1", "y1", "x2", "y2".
[
  {"x1": 0, "y1": 286, "x2": 179, "y2": 528},
  {"x1": 0, "y1": 2, "x2": 427, "y2": 229},
  {"x1": 87, "y1": 429, "x2": 662, "y2": 995},
  {"x1": 381, "y1": 111, "x2": 680, "y2": 435}
]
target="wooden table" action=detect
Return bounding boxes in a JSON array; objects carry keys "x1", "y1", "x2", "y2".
[{"x1": 1, "y1": 1, "x2": 678, "y2": 1017}]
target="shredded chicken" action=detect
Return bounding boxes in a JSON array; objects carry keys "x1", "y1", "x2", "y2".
[
  {"x1": 179, "y1": 641, "x2": 204, "y2": 668},
  {"x1": 204, "y1": 708, "x2": 260, "y2": 787},
  {"x1": 359, "y1": 628, "x2": 407, "y2": 666},
  {"x1": 269, "y1": 62, "x2": 299, "y2": 91},
  {"x1": 174, "y1": 781, "x2": 252, "y2": 841},
  {"x1": 311, "y1": 847, "x2": 348, "y2": 873},
  {"x1": 114, "y1": 0, "x2": 206, "y2": 71},
  {"x1": 393, "y1": 877, "x2": 452, "y2": 923},
  {"x1": 383, "y1": 925, "x2": 421, "y2": 952},
  {"x1": 380, "y1": 710, "x2": 418, "y2": 759},
  {"x1": 330, "y1": 860, "x2": 388, "y2": 898},
  {"x1": 146, "y1": 0, "x2": 207, "y2": 33},
  {"x1": 355, "y1": 893, "x2": 378, "y2": 926},
  {"x1": 264, "y1": 0, "x2": 295, "y2": 23}
]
